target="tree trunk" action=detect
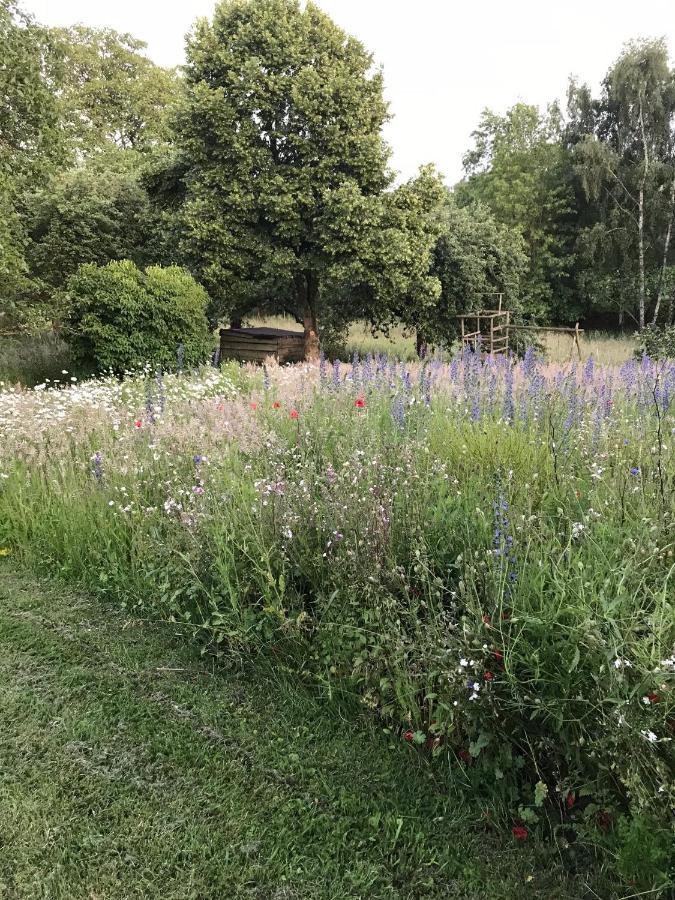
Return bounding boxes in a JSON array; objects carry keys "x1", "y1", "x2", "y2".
[
  {"x1": 637, "y1": 95, "x2": 649, "y2": 331},
  {"x1": 297, "y1": 272, "x2": 320, "y2": 361},
  {"x1": 651, "y1": 174, "x2": 675, "y2": 326},
  {"x1": 638, "y1": 179, "x2": 646, "y2": 331},
  {"x1": 303, "y1": 307, "x2": 320, "y2": 361},
  {"x1": 416, "y1": 329, "x2": 428, "y2": 359}
]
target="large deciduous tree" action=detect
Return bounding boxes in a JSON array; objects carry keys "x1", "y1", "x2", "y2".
[
  {"x1": 0, "y1": 0, "x2": 63, "y2": 332},
  {"x1": 568, "y1": 39, "x2": 675, "y2": 329},
  {"x1": 177, "y1": 0, "x2": 439, "y2": 356},
  {"x1": 455, "y1": 103, "x2": 577, "y2": 322},
  {"x1": 25, "y1": 149, "x2": 169, "y2": 308},
  {"x1": 51, "y1": 25, "x2": 180, "y2": 156}
]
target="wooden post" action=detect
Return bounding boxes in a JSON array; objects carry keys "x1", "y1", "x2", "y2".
[
  {"x1": 505, "y1": 310, "x2": 510, "y2": 355},
  {"x1": 574, "y1": 322, "x2": 582, "y2": 361},
  {"x1": 489, "y1": 315, "x2": 494, "y2": 355}
]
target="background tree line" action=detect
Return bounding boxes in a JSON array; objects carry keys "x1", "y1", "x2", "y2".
[{"x1": 2, "y1": 0, "x2": 674, "y2": 364}]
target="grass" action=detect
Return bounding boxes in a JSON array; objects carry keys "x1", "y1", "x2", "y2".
[
  {"x1": 0, "y1": 332, "x2": 72, "y2": 387},
  {"x1": 245, "y1": 316, "x2": 638, "y2": 364},
  {"x1": 0, "y1": 323, "x2": 638, "y2": 388},
  {"x1": 0, "y1": 564, "x2": 617, "y2": 899}
]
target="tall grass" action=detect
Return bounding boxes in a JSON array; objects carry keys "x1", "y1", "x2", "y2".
[
  {"x1": 0, "y1": 332, "x2": 72, "y2": 387},
  {"x1": 0, "y1": 350, "x2": 673, "y2": 890}
]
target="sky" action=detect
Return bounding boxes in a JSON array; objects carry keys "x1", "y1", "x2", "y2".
[{"x1": 26, "y1": 0, "x2": 675, "y2": 184}]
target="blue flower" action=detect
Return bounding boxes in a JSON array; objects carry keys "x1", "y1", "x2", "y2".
[{"x1": 629, "y1": 467, "x2": 640, "y2": 476}]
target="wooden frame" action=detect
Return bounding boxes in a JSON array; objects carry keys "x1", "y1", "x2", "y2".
[{"x1": 457, "y1": 296, "x2": 584, "y2": 358}]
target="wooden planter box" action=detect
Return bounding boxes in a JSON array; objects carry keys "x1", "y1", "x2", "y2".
[{"x1": 219, "y1": 327, "x2": 306, "y2": 364}]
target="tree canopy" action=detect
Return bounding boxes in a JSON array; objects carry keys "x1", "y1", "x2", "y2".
[
  {"x1": 455, "y1": 103, "x2": 577, "y2": 322},
  {"x1": 3, "y1": 0, "x2": 675, "y2": 348},
  {"x1": 176, "y1": 0, "x2": 442, "y2": 354},
  {"x1": 567, "y1": 39, "x2": 675, "y2": 328},
  {"x1": 51, "y1": 25, "x2": 180, "y2": 156}
]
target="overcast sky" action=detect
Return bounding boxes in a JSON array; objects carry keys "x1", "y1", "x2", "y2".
[{"x1": 27, "y1": 0, "x2": 675, "y2": 183}]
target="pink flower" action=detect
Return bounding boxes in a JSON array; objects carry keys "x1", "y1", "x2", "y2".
[
  {"x1": 249, "y1": 402, "x2": 257, "y2": 410},
  {"x1": 403, "y1": 730, "x2": 414, "y2": 742},
  {"x1": 272, "y1": 401, "x2": 281, "y2": 409},
  {"x1": 290, "y1": 409, "x2": 299, "y2": 419},
  {"x1": 134, "y1": 420, "x2": 143, "y2": 428},
  {"x1": 354, "y1": 397, "x2": 366, "y2": 408}
]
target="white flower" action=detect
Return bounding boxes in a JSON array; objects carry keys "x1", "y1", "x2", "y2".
[
  {"x1": 571, "y1": 522, "x2": 584, "y2": 538},
  {"x1": 614, "y1": 657, "x2": 632, "y2": 669},
  {"x1": 641, "y1": 730, "x2": 658, "y2": 743},
  {"x1": 459, "y1": 658, "x2": 468, "y2": 667}
]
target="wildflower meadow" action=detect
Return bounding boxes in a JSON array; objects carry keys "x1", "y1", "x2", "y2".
[{"x1": 1, "y1": 348, "x2": 673, "y2": 888}]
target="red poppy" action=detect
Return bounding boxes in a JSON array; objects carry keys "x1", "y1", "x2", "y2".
[
  {"x1": 566, "y1": 792, "x2": 576, "y2": 809},
  {"x1": 648, "y1": 692, "x2": 660, "y2": 704},
  {"x1": 354, "y1": 397, "x2": 366, "y2": 408},
  {"x1": 249, "y1": 402, "x2": 257, "y2": 410},
  {"x1": 512, "y1": 826, "x2": 528, "y2": 841},
  {"x1": 290, "y1": 409, "x2": 299, "y2": 419},
  {"x1": 272, "y1": 401, "x2": 281, "y2": 409},
  {"x1": 403, "y1": 730, "x2": 414, "y2": 742},
  {"x1": 134, "y1": 420, "x2": 143, "y2": 428},
  {"x1": 485, "y1": 671, "x2": 492, "y2": 680}
]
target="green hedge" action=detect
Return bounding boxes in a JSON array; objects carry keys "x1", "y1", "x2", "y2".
[{"x1": 64, "y1": 260, "x2": 212, "y2": 373}]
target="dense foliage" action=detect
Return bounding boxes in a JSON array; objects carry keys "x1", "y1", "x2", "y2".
[
  {"x1": 175, "y1": 0, "x2": 443, "y2": 354},
  {"x1": 1, "y1": 354, "x2": 673, "y2": 891},
  {"x1": 5, "y1": 0, "x2": 674, "y2": 348},
  {"x1": 63, "y1": 261, "x2": 212, "y2": 373}
]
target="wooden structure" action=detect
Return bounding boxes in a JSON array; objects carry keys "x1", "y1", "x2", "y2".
[
  {"x1": 457, "y1": 294, "x2": 511, "y2": 355},
  {"x1": 219, "y1": 327, "x2": 306, "y2": 364},
  {"x1": 457, "y1": 295, "x2": 584, "y2": 359}
]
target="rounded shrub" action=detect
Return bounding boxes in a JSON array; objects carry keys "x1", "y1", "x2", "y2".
[{"x1": 64, "y1": 260, "x2": 212, "y2": 373}]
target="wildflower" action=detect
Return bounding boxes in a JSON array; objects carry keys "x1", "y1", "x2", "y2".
[
  {"x1": 485, "y1": 671, "x2": 492, "y2": 680},
  {"x1": 290, "y1": 409, "x2": 299, "y2": 419},
  {"x1": 249, "y1": 402, "x2": 257, "y2": 410},
  {"x1": 512, "y1": 826, "x2": 528, "y2": 841},
  {"x1": 272, "y1": 401, "x2": 281, "y2": 409},
  {"x1": 613, "y1": 657, "x2": 632, "y2": 670},
  {"x1": 566, "y1": 792, "x2": 575, "y2": 809},
  {"x1": 641, "y1": 729, "x2": 658, "y2": 743},
  {"x1": 648, "y1": 692, "x2": 660, "y2": 704},
  {"x1": 90, "y1": 451, "x2": 103, "y2": 483},
  {"x1": 192, "y1": 486, "x2": 205, "y2": 495},
  {"x1": 0, "y1": 548, "x2": 11, "y2": 557},
  {"x1": 403, "y1": 730, "x2": 414, "y2": 743},
  {"x1": 134, "y1": 420, "x2": 143, "y2": 428},
  {"x1": 354, "y1": 397, "x2": 366, "y2": 408},
  {"x1": 629, "y1": 466, "x2": 640, "y2": 476}
]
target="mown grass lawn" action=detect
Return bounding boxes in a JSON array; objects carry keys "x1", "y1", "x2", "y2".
[{"x1": 0, "y1": 566, "x2": 619, "y2": 899}]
